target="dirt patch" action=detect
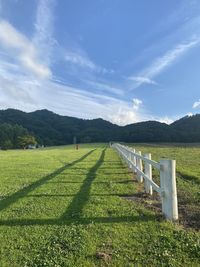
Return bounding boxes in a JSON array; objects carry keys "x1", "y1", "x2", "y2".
[
  {"x1": 123, "y1": 191, "x2": 162, "y2": 216},
  {"x1": 177, "y1": 189, "x2": 200, "y2": 230},
  {"x1": 96, "y1": 251, "x2": 112, "y2": 263},
  {"x1": 123, "y1": 175, "x2": 200, "y2": 231}
]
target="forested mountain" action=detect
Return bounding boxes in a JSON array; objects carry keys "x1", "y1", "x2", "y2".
[{"x1": 0, "y1": 109, "x2": 200, "y2": 147}]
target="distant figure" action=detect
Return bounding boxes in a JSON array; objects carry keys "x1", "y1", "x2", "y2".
[{"x1": 76, "y1": 144, "x2": 79, "y2": 150}]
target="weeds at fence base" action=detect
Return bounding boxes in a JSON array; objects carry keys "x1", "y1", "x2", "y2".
[
  {"x1": 126, "y1": 175, "x2": 200, "y2": 231},
  {"x1": 178, "y1": 193, "x2": 200, "y2": 230},
  {"x1": 122, "y1": 193, "x2": 163, "y2": 222}
]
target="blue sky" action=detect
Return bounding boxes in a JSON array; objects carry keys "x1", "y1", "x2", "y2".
[{"x1": 0, "y1": 0, "x2": 200, "y2": 125}]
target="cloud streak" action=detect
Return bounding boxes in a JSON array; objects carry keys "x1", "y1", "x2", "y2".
[
  {"x1": 0, "y1": 20, "x2": 51, "y2": 78},
  {"x1": 86, "y1": 80, "x2": 123, "y2": 96},
  {"x1": 130, "y1": 38, "x2": 200, "y2": 89},
  {"x1": 65, "y1": 50, "x2": 97, "y2": 70},
  {"x1": 33, "y1": 0, "x2": 56, "y2": 66},
  {"x1": 145, "y1": 39, "x2": 200, "y2": 77},
  {"x1": 129, "y1": 76, "x2": 157, "y2": 86},
  {"x1": 64, "y1": 44, "x2": 114, "y2": 74},
  {"x1": 193, "y1": 99, "x2": 200, "y2": 109}
]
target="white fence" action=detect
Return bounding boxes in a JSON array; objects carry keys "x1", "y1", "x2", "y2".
[{"x1": 112, "y1": 143, "x2": 178, "y2": 221}]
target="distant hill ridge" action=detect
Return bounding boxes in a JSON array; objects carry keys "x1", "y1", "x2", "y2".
[{"x1": 0, "y1": 108, "x2": 200, "y2": 145}]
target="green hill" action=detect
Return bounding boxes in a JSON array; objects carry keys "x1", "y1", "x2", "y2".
[{"x1": 0, "y1": 109, "x2": 200, "y2": 146}]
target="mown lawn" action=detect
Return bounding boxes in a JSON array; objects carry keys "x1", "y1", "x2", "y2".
[{"x1": 0, "y1": 144, "x2": 199, "y2": 266}]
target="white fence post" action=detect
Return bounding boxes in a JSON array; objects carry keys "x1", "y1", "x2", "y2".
[
  {"x1": 137, "y1": 151, "x2": 143, "y2": 183},
  {"x1": 132, "y1": 148, "x2": 137, "y2": 173},
  {"x1": 144, "y1": 153, "x2": 153, "y2": 195},
  {"x1": 128, "y1": 150, "x2": 132, "y2": 169},
  {"x1": 160, "y1": 159, "x2": 178, "y2": 221}
]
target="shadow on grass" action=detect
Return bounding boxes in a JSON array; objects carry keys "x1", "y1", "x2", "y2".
[
  {"x1": 177, "y1": 171, "x2": 200, "y2": 185},
  {"x1": 25, "y1": 193, "x2": 137, "y2": 198},
  {"x1": 0, "y1": 149, "x2": 95, "y2": 212},
  {"x1": 60, "y1": 148, "x2": 106, "y2": 219},
  {"x1": 0, "y1": 148, "x2": 159, "y2": 226},
  {"x1": 0, "y1": 214, "x2": 158, "y2": 226}
]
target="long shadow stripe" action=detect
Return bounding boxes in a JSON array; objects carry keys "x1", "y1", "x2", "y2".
[
  {"x1": 0, "y1": 214, "x2": 157, "y2": 226},
  {"x1": 60, "y1": 148, "x2": 106, "y2": 219},
  {"x1": 0, "y1": 149, "x2": 95, "y2": 212}
]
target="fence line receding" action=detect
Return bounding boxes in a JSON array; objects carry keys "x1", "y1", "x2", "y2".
[{"x1": 111, "y1": 143, "x2": 178, "y2": 221}]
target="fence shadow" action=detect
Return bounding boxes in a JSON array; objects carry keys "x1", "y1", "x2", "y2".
[
  {"x1": 60, "y1": 148, "x2": 106, "y2": 219},
  {"x1": 0, "y1": 149, "x2": 95, "y2": 212},
  {"x1": 177, "y1": 171, "x2": 200, "y2": 185},
  {"x1": 0, "y1": 147, "x2": 159, "y2": 227},
  {"x1": 0, "y1": 214, "x2": 158, "y2": 226}
]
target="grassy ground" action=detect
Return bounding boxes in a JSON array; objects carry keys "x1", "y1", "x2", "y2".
[{"x1": 0, "y1": 144, "x2": 199, "y2": 266}]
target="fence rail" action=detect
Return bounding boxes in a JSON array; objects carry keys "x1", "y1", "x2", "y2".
[{"x1": 111, "y1": 143, "x2": 178, "y2": 221}]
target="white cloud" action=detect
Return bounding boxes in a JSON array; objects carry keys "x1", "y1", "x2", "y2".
[
  {"x1": 0, "y1": 74, "x2": 33, "y2": 103},
  {"x1": 157, "y1": 116, "x2": 174, "y2": 124},
  {"x1": 131, "y1": 38, "x2": 200, "y2": 89},
  {"x1": 109, "y1": 109, "x2": 141, "y2": 126},
  {"x1": 33, "y1": 0, "x2": 56, "y2": 66},
  {"x1": 145, "y1": 39, "x2": 199, "y2": 77},
  {"x1": 64, "y1": 46, "x2": 114, "y2": 74},
  {"x1": 65, "y1": 51, "x2": 96, "y2": 70},
  {"x1": 133, "y1": 98, "x2": 142, "y2": 110},
  {"x1": 86, "y1": 80, "x2": 123, "y2": 96},
  {"x1": 0, "y1": 20, "x2": 51, "y2": 78},
  {"x1": 192, "y1": 99, "x2": 200, "y2": 108},
  {"x1": 20, "y1": 54, "x2": 51, "y2": 78},
  {"x1": 129, "y1": 76, "x2": 157, "y2": 85}
]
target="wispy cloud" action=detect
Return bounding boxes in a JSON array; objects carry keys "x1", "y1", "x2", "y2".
[
  {"x1": 33, "y1": 0, "x2": 56, "y2": 66},
  {"x1": 0, "y1": 59, "x2": 39, "y2": 111},
  {"x1": 130, "y1": 38, "x2": 200, "y2": 89},
  {"x1": 133, "y1": 98, "x2": 142, "y2": 110},
  {"x1": 65, "y1": 50, "x2": 96, "y2": 70},
  {"x1": 129, "y1": 76, "x2": 157, "y2": 86},
  {"x1": 193, "y1": 99, "x2": 200, "y2": 108},
  {"x1": 0, "y1": 20, "x2": 51, "y2": 78},
  {"x1": 86, "y1": 80, "x2": 123, "y2": 96},
  {"x1": 0, "y1": 74, "x2": 34, "y2": 103},
  {"x1": 144, "y1": 39, "x2": 200, "y2": 77},
  {"x1": 64, "y1": 45, "x2": 114, "y2": 74}
]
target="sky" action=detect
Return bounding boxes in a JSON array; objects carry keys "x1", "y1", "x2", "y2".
[{"x1": 0, "y1": 0, "x2": 200, "y2": 125}]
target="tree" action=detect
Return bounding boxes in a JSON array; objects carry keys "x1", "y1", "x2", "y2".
[
  {"x1": 18, "y1": 135, "x2": 37, "y2": 149},
  {"x1": 0, "y1": 123, "x2": 29, "y2": 149},
  {"x1": 1, "y1": 140, "x2": 13, "y2": 150}
]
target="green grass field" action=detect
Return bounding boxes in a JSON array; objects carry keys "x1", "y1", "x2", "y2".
[{"x1": 0, "y1": 144, "x2": 199, "y2": 266}]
